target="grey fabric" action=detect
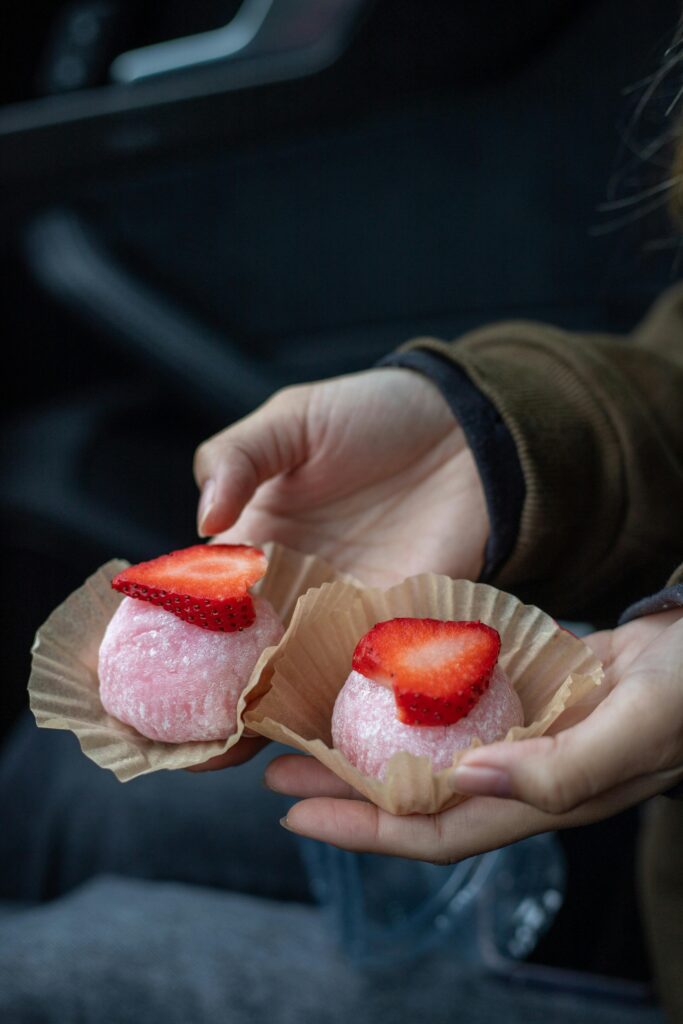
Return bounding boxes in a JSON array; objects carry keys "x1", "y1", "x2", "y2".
[
  {"x1": 0, "y1": 715, "x2": 309, "y2": 904},
  {"x1": 619, "y1": 583, "x2": 683, "y2": 627},
  {"x1": 0, "y1": 876, "x2": 665, "y2": 1024}
]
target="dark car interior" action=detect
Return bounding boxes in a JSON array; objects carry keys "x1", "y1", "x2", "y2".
[{"x1": 2, "y1": 0, "x2": 681, "y2": 1011}]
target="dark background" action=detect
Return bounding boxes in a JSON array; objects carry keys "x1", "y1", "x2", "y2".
[{"x1": 1, "y1": 0, "x2": 681, "y2": 996}]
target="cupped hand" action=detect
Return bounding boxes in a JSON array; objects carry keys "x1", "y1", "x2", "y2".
[
  {"x1": 189, "y1": 368, "x2": 488, "y2": 772},
  {"x1": 264, "y1": 608, "x2": 683, "y2": 861},
  {"x1": 193, "y1": 368, "x2": 488, "y2": 587}
]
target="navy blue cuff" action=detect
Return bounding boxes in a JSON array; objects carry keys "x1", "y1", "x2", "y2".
[
  {"x1": 618, "y1": 583, "x2": 683, "y2": 626},
  {"x1": 618, "y1": 583, "x2": 683, "y2": 799},
  {"x1": 378, "y1": 349, "x2": 525, "y2": 580}
]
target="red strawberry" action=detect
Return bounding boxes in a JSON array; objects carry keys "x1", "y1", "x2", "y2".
[
  {"x1": 352, "y1": 618, "x2": 501, "y2": 726},
  {"x1": 112, "y1": 544, "x2": 267, "y2": 632}
]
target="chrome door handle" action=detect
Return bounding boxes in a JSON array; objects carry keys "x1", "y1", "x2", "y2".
[{"x1": 110, "y1": 0, "x2": 368, "y2": 85}]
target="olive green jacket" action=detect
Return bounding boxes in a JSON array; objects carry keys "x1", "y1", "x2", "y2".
[{"x1": 402, "y1": 284, "x2": 683, "y2": 622}]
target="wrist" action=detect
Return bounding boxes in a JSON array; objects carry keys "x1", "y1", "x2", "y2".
[
  {"x1": 378, "y1": 349, "x2": 523, "y2": 581},
  {"x1": 453, "y1": 442, "x2": 490, "y2": 580}
]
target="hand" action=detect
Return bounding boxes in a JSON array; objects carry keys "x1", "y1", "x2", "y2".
[
  {"x1": 190, "y1": 368, "x2": 487, "y2": 772},
  {"x1": 193, "y1": 369, "x2": 488, "y2": 587},
  {"x1": 265, "y1": 609, "x2": 683, "y2": 861}
]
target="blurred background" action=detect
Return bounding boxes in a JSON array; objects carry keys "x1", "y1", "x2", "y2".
[{"x1": 1, "y1": 0, "x2": 681, "y2": 1008}]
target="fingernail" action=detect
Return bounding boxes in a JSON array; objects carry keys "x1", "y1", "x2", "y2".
[
  {"x1": 262, "y1": 772, "x2": 279, "y2": 792},
  {"x1": 197, "y1": 478, "x2": 216, "y2": 536},
  {"x1": 451, "y1": 764, "x2": 512, "y2": 797},
  {"x1": 279, "y1": 816, "x2": 298, "y2": 834}
]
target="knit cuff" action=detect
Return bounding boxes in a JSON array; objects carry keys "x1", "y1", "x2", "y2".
[
  {"x1": 618, "y1": 584, "x2": 683, "y2": 626},
  {"x1": 619, "y1": 581, "x2": 683, "y2": 799}
]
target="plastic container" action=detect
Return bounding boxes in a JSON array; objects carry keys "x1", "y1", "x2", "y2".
[{"x1": 300, "y1": 833, "x2": 566, "y2": 969}]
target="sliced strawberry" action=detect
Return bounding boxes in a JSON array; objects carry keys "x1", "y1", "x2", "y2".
[
  {"x1": 112, "y1": 544, "x2": 267, "y2": 632},
  {"x1": 352, "y1": 618, "x2": 501, "y2": 727}
]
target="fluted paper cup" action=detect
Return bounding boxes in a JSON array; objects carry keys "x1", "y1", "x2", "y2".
[
  {"x1": 245, "y1": 576, "x2": 604, "y2": 815},
  {"x1": 28, "y1": 542, "x2": 352, "y2": 780}
]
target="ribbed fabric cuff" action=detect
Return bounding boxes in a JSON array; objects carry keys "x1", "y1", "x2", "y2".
[
  {"x1": 378, "y1": 349, "x2": 525, "y2": 580},
  {"x1": 619, "y1": 583, "x2": 683, "y2": 799},
  {"x1": 618, "y1": 584, "x2": 683, "y2": 626}
]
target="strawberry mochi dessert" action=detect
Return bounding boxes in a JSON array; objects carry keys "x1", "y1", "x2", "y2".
[
  {"x1": 98, "y1": 544, "x2": 284, "y2": 743},
  {"x1": 332, "y1": 618, "x2": 523, "y2": 779}
]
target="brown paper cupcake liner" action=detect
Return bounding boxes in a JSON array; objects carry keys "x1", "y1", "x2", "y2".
[
  {"x1": 245, "y1": 576, "x2": 604, "y2": 815},
  {"x1": 28, "y1": 542, "x2": 353, "y2": 781}
]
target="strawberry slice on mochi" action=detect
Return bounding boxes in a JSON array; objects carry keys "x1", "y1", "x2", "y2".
[
  {"x1": 112, "y1": 544, "x2": 268, "y2": 632},
  {"x1": 352, "y1": 618, "x2": 502, "y2": 726}
]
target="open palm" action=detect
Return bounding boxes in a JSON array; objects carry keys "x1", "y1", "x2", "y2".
[
  {"x1": 265, "y1": 609, "x2": 683, "y2": 860},
  {"x1": 193, "y1": 369, "x2": 488, "y2": 587}
]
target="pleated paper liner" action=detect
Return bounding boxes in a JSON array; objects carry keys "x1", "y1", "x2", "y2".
[
  {"x1": 28, "y1": 542, "x2": 353, "y2": 781},
  {"x1": 245, "y1": 576, "x2": 604, "y2": 815}
]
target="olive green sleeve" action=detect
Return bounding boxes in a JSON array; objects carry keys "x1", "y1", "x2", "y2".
[{"x1": 401, "y1": 285, "x2": 683, "y2": 621}]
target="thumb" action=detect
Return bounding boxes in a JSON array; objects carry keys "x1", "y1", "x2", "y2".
[
  {"x1": 451, "y1": 693, "x2": 658, "y2": 814},
  {"x1": 193, "y1": 387, "x2": 310, "y2": 536}
]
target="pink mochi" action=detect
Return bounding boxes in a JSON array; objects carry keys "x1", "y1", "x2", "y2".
[
  {"x1": 332, "y1": 665, "x2": 523, "y2": 779},
  {"x1": 98, "y1": 595, "x2": 284, "y2": 742}
]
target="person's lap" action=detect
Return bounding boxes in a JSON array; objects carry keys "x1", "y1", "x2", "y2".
[
  {"x1": 0, "y1": 713, "x2": 309, "y2": 903},
  {"x1": 0, "y1": 873, "x2": 664, "y2": 1024},
  {"x1": 0, "y1": 717, "x2": 665, "y2": 1024}
]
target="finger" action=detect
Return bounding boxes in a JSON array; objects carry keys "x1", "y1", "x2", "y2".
[
  {"x1": 265, "y1": 754, "x2": 364, "y2": 800},
  {"x1": 453, "y1": 616, "x2": 683, "y2": 814},
  {"x1": 281, "y1": 793, "x2": 553, "y2": 862},
  {"x1": 451, "y1": 687, "x2": 661, "y2": 814},
  {"x1": 186, "y1": 736, "x2": 269, "y2": 772},
  {"x1": 193, "y1": 388, "x2": 310, "y2": 536},
  {"x1": 280, "y1": 769, "x2": 675, "y2": 861}
]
